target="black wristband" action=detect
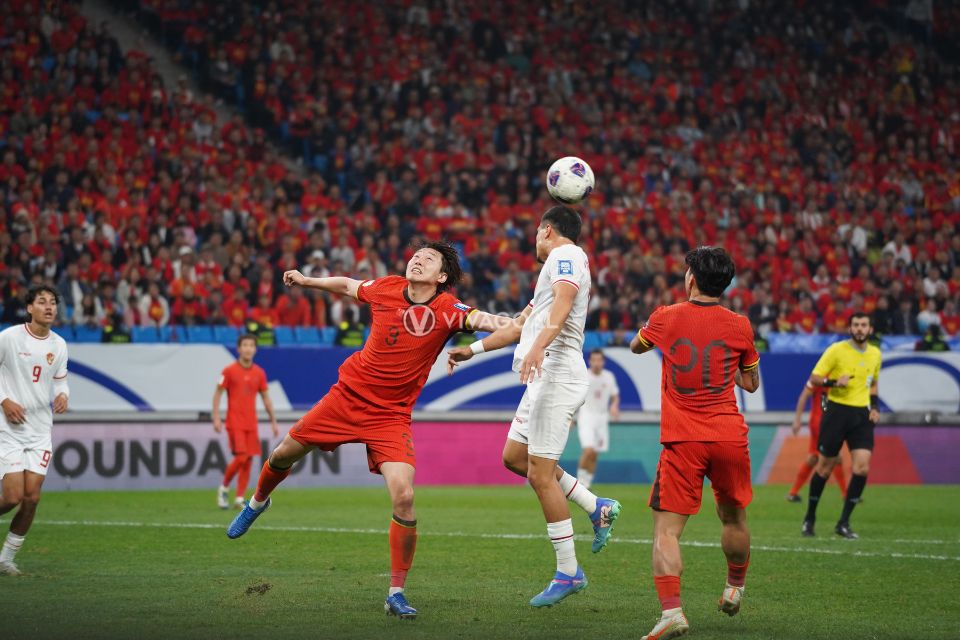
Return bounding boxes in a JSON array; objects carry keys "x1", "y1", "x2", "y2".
[
  {"x1": 870, "y1": 394, "x2": 879, "y2": 410},
  {"x1": 823, "y1": 379, "x2": 836, "y2": 388}
]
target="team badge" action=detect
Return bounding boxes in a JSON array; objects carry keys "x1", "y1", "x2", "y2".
[
  {"x1": 46, "y1": 353, "x2": 54, "y2": 365},
  {"x1": 557, "y1": 260, "x2": 573, "y2": 275}
]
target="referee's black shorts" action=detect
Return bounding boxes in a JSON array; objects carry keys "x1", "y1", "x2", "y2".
[{"x1": 818, "y1": 401, "x2": 874, "y2": 457}]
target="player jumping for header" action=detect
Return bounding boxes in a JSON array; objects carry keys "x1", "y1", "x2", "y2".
[{"x1": 226, "y1": 241, "x2": 509, "y2": 619}]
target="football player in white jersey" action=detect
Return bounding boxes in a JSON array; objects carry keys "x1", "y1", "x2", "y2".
[
  {"x1": 448, "y1": 206, "x2": 621, "y2": 607},
  {"x1": 576, "y1": 349, "x2": 620, "y2": 490},
  {"x1": 0, "y1": 285, "x2": 69, "y2": 575}
]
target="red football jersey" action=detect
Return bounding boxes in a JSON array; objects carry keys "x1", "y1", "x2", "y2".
[
  {"x1": 637, "y1": 301, "x2": 760, "y2": 443},
  {"x1": 340, "y1": 276, "x2": 474, "y2": 412},
  {"x1": 219, "y1": 361, "x2": 268, "y2": 431},
  {"x1": 809, "y1": 384, "x2": 825, "y2": 430}
]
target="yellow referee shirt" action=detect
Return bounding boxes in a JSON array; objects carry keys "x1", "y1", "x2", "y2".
[{"x1": 811, "y1": 340, "x2": 882, "y2": 408}]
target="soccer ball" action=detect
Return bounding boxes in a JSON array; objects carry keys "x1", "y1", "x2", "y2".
[{"x1": 546, "y1": 156, "x2": 595, "y2": 205}]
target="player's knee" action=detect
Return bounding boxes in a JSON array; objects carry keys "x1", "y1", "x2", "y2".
[
  {"x1": 237, "y1": 453, "x2": 252, "y2": 465},
  {"x1": 502, "y1": 455, "x2": 526, "y2": 476},
  {"x1": 1, "y1": 490, "x2": 24, "y2": 508},
  {"x1": 20, "y1": 493, "x2": 40, "y2": 510},
  {"x1": 391, "y1": 485, "x2": 415, "y2": 513},
  {"x1": 852, "y1": 461, "x2": 870, "y2": 475}
]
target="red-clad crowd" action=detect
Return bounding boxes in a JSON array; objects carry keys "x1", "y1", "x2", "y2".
[{"x1": 2, "y1": 0, "x2": 960, "y2": 345}]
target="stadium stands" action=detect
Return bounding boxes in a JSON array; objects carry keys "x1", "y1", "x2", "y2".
[{"x1": 2, "y1": 0, "x2": 959, "y2": 348}]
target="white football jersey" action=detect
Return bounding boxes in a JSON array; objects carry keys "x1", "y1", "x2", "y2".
[
  {"x1": 581, "y1": 369, "x2": 619, "y2": 415},
  {"x1": 0, "y1": 324, "x2": 69, "y2": 441},
  {"x1": 513, "y1": 243, "x2": 591, "y2": 382}
]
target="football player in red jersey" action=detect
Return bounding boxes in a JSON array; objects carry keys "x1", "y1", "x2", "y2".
[
  {"x1": 786, "y1": 382, "x2": 847, "y2": 502},
  {"x1": 212, "y1": 333, "x2": 279, "y2": 510},
  {"x1": 629, "y1": 247, "x2": 760, "y2": 640},
  {"x1": 226, "y1": 241, "x2": 507, "y2": 619}
]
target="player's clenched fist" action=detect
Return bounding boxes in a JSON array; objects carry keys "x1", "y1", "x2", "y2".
[
  {"x1": 283, "y1": 270, "x2": 306, "y2": 287},
  {"x1": 446, "y1": 346, "x2": 473, "y2": 375}
]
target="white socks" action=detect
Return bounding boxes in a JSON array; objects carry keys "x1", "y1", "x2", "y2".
[
  {"x1": 388, "y1": 587, "x2": 403, "y2": 596},
  {"x1": 546, "y1": 519, "x2": 578, "y2": 576},
  {"x1": 558, "y1": 469, "x2": 598, "y2": 514},
  {"x1": 577, "y1": 468, "x2": 594, "y2": 490},
  {"x1": 0, "y1": 532, "x2": 24, "y2": 563},
  {"x1": 248, "y1": 496, "x2": 267, "y2": 510}
]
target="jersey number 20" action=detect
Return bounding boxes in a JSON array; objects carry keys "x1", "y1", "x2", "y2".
[{"x1": 669, "y1": 338, "x2": 732, "y2": 395}]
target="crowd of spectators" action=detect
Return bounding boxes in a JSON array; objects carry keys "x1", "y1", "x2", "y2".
[{"x1": 2, "y1": 0, "x2": 960, "y2": 347}]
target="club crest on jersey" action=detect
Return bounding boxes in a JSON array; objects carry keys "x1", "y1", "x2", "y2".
[
  {"x1": 46, "y1": 352, "x2": 54, "y2": 365},
  {"x1": 557, "y1": 260, "x2": 573, "y2": 275}
]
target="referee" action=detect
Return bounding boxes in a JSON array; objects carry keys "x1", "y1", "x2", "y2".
[{"x1": 801, "y1": 312, "x2": 881, "y2": 539}]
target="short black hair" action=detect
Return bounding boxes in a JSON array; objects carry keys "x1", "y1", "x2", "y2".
[
  {"x1": 589, "y1": 349, "x2": 605, "y2": 358},
  {"x1": 685, "y1": 246, "x2": 736, "y2": 297},
  {"x1": 237, "y1": 333, "x2": 258, "y2": 347},
  {"x1": 541, "y1": 205, "x2": 582, "y2": 242},
  {"x1": 26, "y1": 284, "x2": 59, "y2": 306},
  {"x1": 417, "y1": 240, "x2": 462, "y2": 292},
  {"x1": 849, "y1": 311, "x2": 872, "y2": 326}
]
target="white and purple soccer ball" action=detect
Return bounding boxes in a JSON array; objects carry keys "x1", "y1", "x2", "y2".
[{"x1": 546, "y1": 156, "x2": 595, "y2": 205}]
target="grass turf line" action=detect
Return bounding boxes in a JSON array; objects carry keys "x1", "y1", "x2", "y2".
[{"x1": 2, "y1": 484, "x2": 958, "y2": 640}]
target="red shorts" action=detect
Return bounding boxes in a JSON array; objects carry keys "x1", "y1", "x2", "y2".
[
  {"x1": 808, "y1": 419, "x2": 821, "y2": 456},
  {"x1": 288, "y1": 384, "x2": 415, "y2": 474},
  {"x1": 227, "y1": 429, "x2": 260, "y2": 457},
  {"x1": 649, "y1": 441, "x2": 752, "y2": 515}
]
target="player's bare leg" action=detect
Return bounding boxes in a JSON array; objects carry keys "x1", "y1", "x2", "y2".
[
  {"x1": 715, "y1": 502, "x2": 750, "y2": 616},
  {"x1": 227, "y1": 435, "x2": 312, "y2": 539},
  {"x1": 577, "y1": 447, "x2": 598, "y2": 489},
  {"x1": 643, "y1": 509, "x2": 690, "y2": 640},
  {"x1": 835, "y1": 449, "x2": 871, "y2": 539},
  {"x1": 381, "y1": 462, "x2": 418, "y2": 619},
  {"x1": 503, "y1": 439, "x2": 620, "y2": 552},
  {"x1": 527, "y1": 454, "x2": 587, "y2": 607},
  {"x1": 0, "y1": 471, "x2": 43, "y2": 575},
  {"x1": 802, "y1": 453, "x2": 840, "y2": 536}
]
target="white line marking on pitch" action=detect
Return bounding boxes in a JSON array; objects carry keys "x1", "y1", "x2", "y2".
[{"x1": 39, "y1": 520, "x2": 960, "y2": 562}]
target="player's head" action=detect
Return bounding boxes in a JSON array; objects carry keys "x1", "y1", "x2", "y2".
[
  {"x1": 237, "y1": 333, "x2": 258, "y2": 361},
  {"x1": 848, "y1": 311, "x2": 872, "y2": 344},
  {"x1": 406, "y1": 241, "x2": 462, "y2": 292},
  {"x1": 589, "y1": 348, "x2": 605, "y2": 373},
  {"x1": 26, "y1": 284, "x2": 59, "y2": 328},
  {"x1": 536, "y1": 206, "x2": 581, "y2": 262},
  {"x1": 684, "y1": 246, "x2": 735, "y2": 299}
]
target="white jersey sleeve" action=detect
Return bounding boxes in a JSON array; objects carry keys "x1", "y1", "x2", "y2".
[{"x1": 513, "y1": 244, "x2": 591, "y2": 382}]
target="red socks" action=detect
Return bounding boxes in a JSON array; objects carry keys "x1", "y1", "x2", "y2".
[
  {"x1": 235, "y1": 457, "x2": 253, "y2": 497},
  {"x1": 789, "y1": 460, "x2": 815, "y2": 496},
  {"x1": 222, "y1": 457, "x2": 243, "y2": 486},
  {"x1": 832, "y1": 464, "x2": 848, "y2": 496},
  {"x1": 727, "y1": 556, "x2": 750, "y2": 587},
  {"x1": 389, "y1": 516, "x2": 418, "y2": 589},
  {"x1": 653, "y1": 575, "x2": 682, "y2": 611},
  {"x1": 252, "y1": 460, "x2": 291, "y2": 502}
]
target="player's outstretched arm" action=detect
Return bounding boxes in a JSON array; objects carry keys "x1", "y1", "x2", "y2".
[
  {"x1": 447, "y1": 306, "x2": 531, "y2": 374},
  {"x1": 791, "y1": 385, "x2": 813, "y2": 434},
  {"x1": 466, "y1": 309, "x2": 516, "y2": 333},
  {"x1": 283, "y1": 270, "x2": 362, "y2": 299}
]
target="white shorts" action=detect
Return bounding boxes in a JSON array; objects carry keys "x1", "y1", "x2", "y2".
[
  {"x1": 577, "y1": 411, "x2": 610, "y2": 453},
  {"x1": 507, "y1": 377, "x2": 588, "y2": 460},
  {"x1": 0, "y1": 430, "x2": 53, "y2": 477}
]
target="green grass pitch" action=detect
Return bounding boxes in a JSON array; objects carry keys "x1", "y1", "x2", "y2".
[{"x1": 3, "y1": 484, "x2": 959, "y2": 639}]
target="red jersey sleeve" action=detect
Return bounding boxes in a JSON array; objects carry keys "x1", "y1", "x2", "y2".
[
  {"x1": 437, "y1": 294, "x2": 475, "y2": 335},
  {"x1": 257, "y1": 365, "x2": 268, "y2": 392},
  {"x1": 637, "y1": 306, "x2": 667, "y2": 348},
  {"x1": 356, "y1": 275, "x2": 405, "y2": 305},
  {"x1": 218, "y1": 365, "x2": 231, "y2": 390},
  {"x1": 739, "y1": 319, "x2": 760, "y2": 371}
]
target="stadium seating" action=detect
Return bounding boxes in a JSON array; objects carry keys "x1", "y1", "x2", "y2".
[{"x1": 1, "y1": 0, "x2": 958, "y2": 352}]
